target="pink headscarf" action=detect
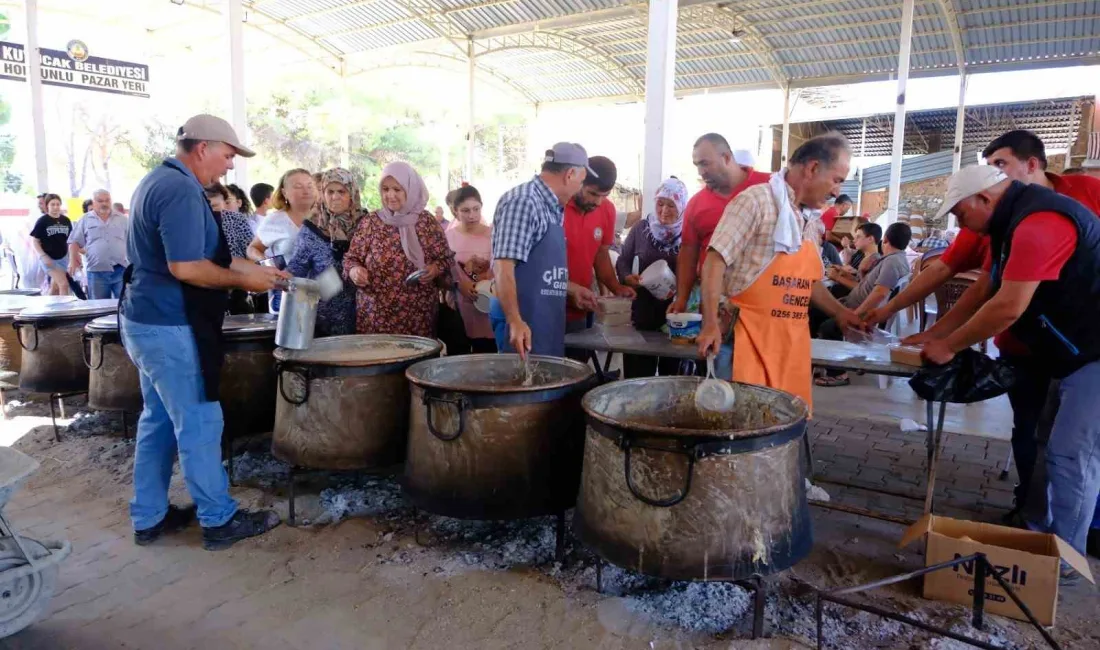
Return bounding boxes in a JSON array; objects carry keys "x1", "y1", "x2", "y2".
[{"x1": 377, "y1": 161, "x2": 429, "y2": 270}]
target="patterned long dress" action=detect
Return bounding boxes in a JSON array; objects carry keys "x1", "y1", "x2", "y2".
[{"x1": 343, "y1": 211, "x2": 454, "y2": 337}]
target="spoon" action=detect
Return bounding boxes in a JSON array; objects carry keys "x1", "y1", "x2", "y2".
[
  {"x1": 695, "y1": 354, "x2": 736, "y2": 412},
  {"x1": 521, "y1": 355, "x2": 534, "y2": 387}
]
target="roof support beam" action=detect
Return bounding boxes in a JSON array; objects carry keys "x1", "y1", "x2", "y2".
[
  {"x1": 697, "y1": 3, "x2": 788, "y2": 90},
  {"x1": 887, "y1": 0, "x2": 916, "y2": 225},
  {"x1": 641, "y1": 0, "x2": 677, "y2": 219},
  {"x1": 477, "y1": 32, "x2": 645, "y2": 97},
  {"x1": 348, "y1": 51, "x2": 541, "y2": 104}
]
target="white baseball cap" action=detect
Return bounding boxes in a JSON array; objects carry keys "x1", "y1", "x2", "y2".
[
  {"x1": 934, "y1": 166, "x2": 1008, "y2": 221},
  {"x1": 733, "y1": 149, "x2": 756, "y2": 167}
]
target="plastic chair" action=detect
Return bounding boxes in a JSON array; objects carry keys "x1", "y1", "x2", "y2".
[{"x1": 915, "y1": 248, "x2": 946, "y2": 332}]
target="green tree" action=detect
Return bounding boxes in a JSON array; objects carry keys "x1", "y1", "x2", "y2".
[
  {"x1": 0, "y1": 93, "x2": 19, "y2": 193},
  {"x1": 125, "y1": 119, "x2": 177, "y2": 173}
]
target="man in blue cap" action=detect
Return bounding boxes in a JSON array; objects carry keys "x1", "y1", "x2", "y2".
[{"x1": 490, "y1": 143, "x2": 601, "y2": 357}]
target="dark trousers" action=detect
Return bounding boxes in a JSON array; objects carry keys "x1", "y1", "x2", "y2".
[
  {"x1": 1002, "y1": 354, "x2": 1053, "y2": 510},
  {"x1": 469, "y1": 338, "x2": 497, "y2": 354},
  {"x1": 815, "y1": 317, "x2": 846, "y2": 378},
  {"x1": 622, "y1": 354, "x2": 683, "y2": 378}
]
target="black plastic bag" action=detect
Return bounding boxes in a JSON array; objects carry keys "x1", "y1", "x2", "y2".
[{"x1": 908, "y1": 348, "x2": 1017, "y2": 404}]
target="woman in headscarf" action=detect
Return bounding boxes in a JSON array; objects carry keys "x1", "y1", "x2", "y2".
[
  {"x1": 285, "y1": 168, "x2": 363, "y2": 336},
  {"x1": 344, "y1": 162, "x2": 454, "y2": 337},
  {"x1": 615, "y1": 177, "x2": 688, "y2": 378}
]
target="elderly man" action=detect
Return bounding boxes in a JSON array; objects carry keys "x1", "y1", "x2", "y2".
[
  {"x1": 124, "y1": 114, "x2": 287, "y2": 551},
  {"x1": 489, "y1": 143, "x2": 600, "y2": 358},
  {"x1": 920, "y1": 166, "x2": 1100, "y2": 567},
  {"x1": 697, "y1": 134, "x2": 860, "y2": 410},
  {"x1": 68, "y1": 189, "x2": 128, "y2": 299}
]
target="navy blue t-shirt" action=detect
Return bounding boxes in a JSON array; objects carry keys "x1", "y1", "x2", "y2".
[{"x1": 123, "y1": 158, "x2": 221, "y2": 325}]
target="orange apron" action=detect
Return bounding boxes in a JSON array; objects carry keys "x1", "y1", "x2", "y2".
[{"x1": 728, "y1": 240, "x2": 822, "y2": 412}]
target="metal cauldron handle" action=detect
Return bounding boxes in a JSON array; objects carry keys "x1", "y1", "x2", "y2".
[
  {"x1": 12, "y1": 321, "x2": 37, "y2": 352},
  {"x1": 621, "y1": 436, "x2": 696, "y2": 508},
  {"x1": 422, "y1": 392, "x2": 468, "y2": 442},
  {"x1": 81, "y1": 332, "x2": 104, "y2": 370},
  {"x1": 275, "y1": 362, "x2": 311, "y2": 405}
]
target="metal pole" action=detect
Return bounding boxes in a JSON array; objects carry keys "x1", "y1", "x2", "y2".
[
  {"x1": 226, "y1": 0, "x2": 248, "y2": 187},
  {"x1": 339, "y1": 60, "x2": 351, "y2": 168},
  {"x1": 780, "y1": 86, "x2": 791, "y2": 168},
  {"x1": 466, "y1": 38, "x2": 475, "y2": 182},
  {"x1": 641, "y1": 0, "x2": 677, "y2": 219},
  {"x1": 25, "y1": 0, "x2": 48, "y2": 193},
  {"x1": 856, "y1": 118, "x2": 867, "y2": 215},
  {"x1": 886, "y1": 0, "x2": 916, "y2": 226},
  {"x1": 948, "y1": 73, "x2": 967, "y2": 230}
]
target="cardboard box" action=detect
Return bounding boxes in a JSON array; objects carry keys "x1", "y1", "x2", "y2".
[
  {"x1": 899, "y1": 514, "x2": 1094, "y2": 626},
  {"x1": 828, "y1": 216, "x2": 860, "y2": 245},
  {"x1": 889, "y1": 345, "x2": 924, "y2": 367}
]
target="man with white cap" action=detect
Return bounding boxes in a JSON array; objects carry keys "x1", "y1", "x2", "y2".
[
  {"x1": 867, "y1": 131, "x2": 1100, "y2": 527},
  {"x1": 490, "y1": 143, "x2": 600, "y2": 358},
  {"x1": 921, "y1": 164, "x2": 1100, "y2": 564},
  {"x1": 123, "y1": 114, "x2": 288, "y2": 551}
]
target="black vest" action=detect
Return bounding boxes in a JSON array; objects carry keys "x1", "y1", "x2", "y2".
[{"x1": 988, "y1": 181, "x2": 1100, "y2": 378}]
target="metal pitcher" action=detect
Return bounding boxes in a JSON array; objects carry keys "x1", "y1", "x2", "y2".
[{"x1": 275, "y1": 279, "x2": 321, "y2": 350}]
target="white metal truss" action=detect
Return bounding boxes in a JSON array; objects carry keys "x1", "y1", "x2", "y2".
[
  {"x1": 935, "y1": 0, "x2": 966, "y2": 72},
  {"x1": 476, "y1": 32, "x2": 646, "y2": 97},
  {"x1": 684, "y1": 3, "x2": 788, "y2": 90},
  {"x1": 348, "y1": 50, "x2": 542, "y2": 104}
]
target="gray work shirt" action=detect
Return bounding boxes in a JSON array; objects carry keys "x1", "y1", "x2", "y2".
[{"x1": 68, "y1": 211, "x2": 129, "y2": 272}]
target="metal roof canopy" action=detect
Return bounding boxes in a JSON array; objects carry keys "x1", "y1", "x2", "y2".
[
  {"x1": 783, "y1": 95, "x2": 1091, "y2": 157},
  {"x1": 229, "y1": 0, "x2": 1100, "y2": 105}
]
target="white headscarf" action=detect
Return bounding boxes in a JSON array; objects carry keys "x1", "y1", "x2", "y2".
[
  {"x1": 645, "y1": 177, "x2": 688, "y2": 251},
  {"x1": 377, "y1": 161, "x2": 429, "y2": 269}
]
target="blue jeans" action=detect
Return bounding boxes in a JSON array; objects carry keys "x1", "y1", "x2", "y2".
[
  {"x1": 121, "y1": 316, "x2": 237, "y2": 530},
  {"x1": 87, "y1": 265, "x2": 124, "y2": 299},
  {"x1": 1032, "y1": 359, "x2": 1100, "y2": 555},
  {"x1": 715, "y1": 343, "x2": 733, "y2": 380}
]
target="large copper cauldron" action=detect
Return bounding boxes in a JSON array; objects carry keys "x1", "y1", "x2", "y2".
[
  {"x1": 0, "y1": 291, "x2": 49, "y2": 374},
  {"x1": 14, "y1": 299, "x2": 118, "y2": 393},
  {"x1": 403, "y1": 355, "x2": 595, "y2": 519},
  {"x1": 575, "y1": 376, "x2": 811, "y2": 581},
  {"x1": 82, "y1": 314, "x2": 278, "y2": 434},
  {"x1": 272, "y1": 335, "x2": 442, "y2": 470}
]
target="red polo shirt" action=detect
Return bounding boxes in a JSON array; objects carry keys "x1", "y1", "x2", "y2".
[
  {"x1": 820, "y1": 207, "x2": 840, "y2": 232},
  {"x1": 564, "y1": 197, "x2": 616, "y2": 321},
  {"x1": 682, "y1": 170, "x2": 771, "y2": 274}
]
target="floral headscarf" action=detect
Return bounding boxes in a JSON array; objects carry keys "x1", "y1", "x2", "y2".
[
  {"x1": 377, "y1": 161, "x2": 430, "y2": 270},
  {"x1": 645, "y1": 177, "x2": 688, "y2": 253},
  {"x1": 313, "y1": 167, "x2": 363, "y2": 242}
]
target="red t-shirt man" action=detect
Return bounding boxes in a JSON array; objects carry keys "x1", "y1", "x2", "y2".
[
  {"x1": 979, "y1": 172, "x2": 1100, "y2": 354},
  {"x1": 564, "y1": 197, "x2": 616, "y2": 322},
  {"x1": 681, "y1": 170, "x2": 771, "y2": 274}
]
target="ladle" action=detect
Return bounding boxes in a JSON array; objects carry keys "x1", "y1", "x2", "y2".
[{"x1": 694, "y1": 354, "x2": 736, "y2": 412}]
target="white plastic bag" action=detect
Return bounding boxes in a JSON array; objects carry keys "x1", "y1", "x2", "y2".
[{"x1": 639, "y1": 259, "x2": 676, "y2": 300}]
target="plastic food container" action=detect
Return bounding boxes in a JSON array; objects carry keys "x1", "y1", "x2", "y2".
[{"x1": 666, "y1": 312, "x2": 703, "y2": 344}]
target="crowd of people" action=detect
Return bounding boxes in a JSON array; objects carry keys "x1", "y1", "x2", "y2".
[{"x1": 22, "y1": 111, "x2": 1100, "y2": 572}]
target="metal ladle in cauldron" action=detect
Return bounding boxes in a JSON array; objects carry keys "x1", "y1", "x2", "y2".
[{"x1": 695, "y1": 354, "x2": 736, "y2": 412}]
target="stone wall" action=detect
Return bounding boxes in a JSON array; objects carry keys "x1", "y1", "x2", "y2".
[{"x1": 856, "y1": 154, "x2": 1067, "y2": 226}]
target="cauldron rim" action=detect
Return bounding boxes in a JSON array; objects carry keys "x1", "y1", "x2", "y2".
[
  {"x1": 406, "y1": 353, "x2": 594, "y2": 394},
  {"x1": 582, "y1": 376, "x2": 809, "y2": 441},
  {"x1": 273, "y1": 334, "x2": 442, "y2": 367},
  {"x1": 15, "y1": 298, "x2": 118, "y2": 323}
]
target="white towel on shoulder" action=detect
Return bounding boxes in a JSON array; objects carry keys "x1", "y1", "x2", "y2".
[{"x1": 769, "y1": 171, "x2": 803, "y2": 254}]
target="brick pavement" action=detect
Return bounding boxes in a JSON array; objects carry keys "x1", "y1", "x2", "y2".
[{"x1": 807, "y1": 414, "x2": 1017, "y2": 524}]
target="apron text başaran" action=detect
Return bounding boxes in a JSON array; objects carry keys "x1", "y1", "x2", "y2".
[{"x1": 728, "y1": 240, "x2": 822, "y2": 411}]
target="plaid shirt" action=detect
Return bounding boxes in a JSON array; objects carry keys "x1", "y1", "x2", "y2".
[
  {"x1": 491, "y1": 175, "x2": 564, "y2": 263},
  {"x1": 708, "y1": 180, "x2": 823, "y2": 296},
  {"x1": 918, "y1": 236, "x2": 951, "y2": 251}
]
